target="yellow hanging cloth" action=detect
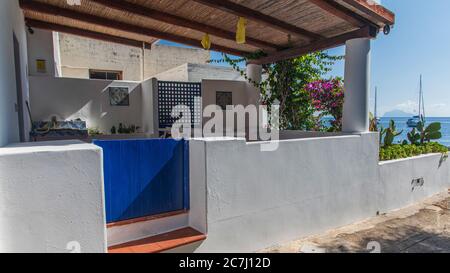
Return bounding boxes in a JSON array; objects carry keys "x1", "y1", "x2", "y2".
[
  {"x1": 201, "y1": 33, "x2": 211, "y2": 50},
  {"x1": 236, "y1": 17, "x2": 247, "y2": 44}
]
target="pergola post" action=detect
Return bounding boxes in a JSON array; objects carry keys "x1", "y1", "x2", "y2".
[
  {"x1": 342, "y1": 38, "x2": 371, "y2": 133},
  {"x1": 246, "y1": 63, "x2": 262, "y2": 106},
  {"x1": 244, "y1": 64, "x2": 263, "y2": 138}
]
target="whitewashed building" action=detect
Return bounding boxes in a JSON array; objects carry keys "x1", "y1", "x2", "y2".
[{"x1": 2, "y1": 0, "x2": 448, "y2": 254}]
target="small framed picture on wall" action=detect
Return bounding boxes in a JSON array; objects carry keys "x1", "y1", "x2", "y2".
[{"x1": 109, "y1": 87, "x2": 130, "y2": 106}]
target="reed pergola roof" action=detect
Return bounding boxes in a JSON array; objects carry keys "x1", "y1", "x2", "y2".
[{"x1": 19, "y1": 0, "x2": 395, "y2": 64}]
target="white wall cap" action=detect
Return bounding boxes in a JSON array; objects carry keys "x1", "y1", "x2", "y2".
[
  {"x1": 190, "y1": 137, "x2": 247, "y2": 142},
  {"x1": 1, "y1": 140, "x2": 101, "y2": 156}
]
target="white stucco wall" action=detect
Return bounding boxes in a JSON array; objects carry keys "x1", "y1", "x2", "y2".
[
  {"x1": 188, "y1": 140, "x2": 208, "y2": 235},
  {"x1": 201, "y1": 80, "x2": 249, "y2": 129},
  {"x1": 154, "y1": 64, "x2": 244, "y2": 82},
  {"x1": 202, "y1": 80, "x2": 248, "y2": 107},
  {"x1": 27, "y1": 32, "x2": 211, "y2": 81},
  {"x1": 144, "y1": 44, "x2": 210, "y2": 79},
  {"x1": 0, "y1": 140, "x2": 106, "y2": 253},
  {"x1": 189, "y1": 64, "x2": 244, "y2": 82},
  {"x1": 59, "y1": 33, "x2": 143, "y2": 81},
  {"x1": 27, "y1": 29, "x2": 56, "y2": 77},
  {"x1": 153, "y1": 63, "x2": 189, "y2": 82},
  {"x1": 278, "y1": 130, "x2": 353, "y2": 140},
  {"x1": 188, "y1": 134, "x2": 450, "y2": 252},
  {"x1": 48, "y1": 34, "x2": 211, "y2": 81},
  {"x1": 29, "y1": 76, "x2": 142, "y2": 134},
  {"x1": 378, "y1": 153, "x2": 450, "y2": 213},
  {"x1": 0, "y1": 0, "x2": 30, "y2": 146},
  {"x1": 141, "y1": 78, "x2": 159, "y2": 135},
  {"x1": 190, "y1": 133, "x2": 380, "y2": 252}
]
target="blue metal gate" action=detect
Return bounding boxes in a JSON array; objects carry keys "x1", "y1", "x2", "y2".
[{"x1": 94, "y1": 139, "x2": 189, "y2": 223}]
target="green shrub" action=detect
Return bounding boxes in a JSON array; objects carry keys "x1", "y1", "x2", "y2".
[
  {"x1": 88, "y1": 127, "x2": 102, "y2": 136},
  {"x1": 380, "y1": 142, "x2": 448, "y2": 161}
]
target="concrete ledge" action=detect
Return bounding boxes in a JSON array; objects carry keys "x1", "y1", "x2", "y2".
[
  {"x1": 2, "y1": 139, "x2": 101, "y2": 154},
  {"x1": 378, "y1": 153, "x2": 450, "y2": 213},
  {"x1": 189, "y1": 133, "x2": 380, "y2": 252},
  {"x1": 107, "y1": 210, "x2": 189, "y2": 247},
  {"x1": 187, "y1": 135, "x2": 449, "y2": 252},
  {"x1": 0, "y1": 140, "x2": 106, "y2": 253}
]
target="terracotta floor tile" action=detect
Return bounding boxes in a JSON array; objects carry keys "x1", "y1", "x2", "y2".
[
  {"x1": 129, "y1": 243, "x2": 162, "y2": 253},
  {"x1": 109, "y1": 246, "x2": 136, "y2": 254},
  {"x1": 108, "y1": 227, "x2": 206, "y2": 253}
]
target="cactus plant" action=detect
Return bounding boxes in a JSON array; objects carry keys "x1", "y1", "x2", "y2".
[
  {"x1": 407, "y1": 128, "x2": 421, "y2": 145},
  {"x1": 414, "y1": 121, "x2": 443, "y2": 144},
  {"x1": 383, "y1": 120, "x2": 403, "y2": 146},
  {"x1": 422, "y1": 122, "x2": 442, "y2": 143},
  {"x1": 379, "y1": 125, "x2": 386, "y2": 145},
  {"x1": 369, "y1": 112, "x2": 378, "y2": 132}
]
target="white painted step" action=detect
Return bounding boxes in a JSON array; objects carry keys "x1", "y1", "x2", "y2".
[{"x1": 107, "y1": 210, "x2": 189, "y2": 247}]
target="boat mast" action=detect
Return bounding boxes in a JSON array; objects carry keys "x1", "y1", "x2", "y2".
[
  {"x1": 418, "y1": 75, "x2": 422, "y2": 119},
  {"x1": 418, "y1": 74, "x2": 426, "y2": 121},
  {"x1": 374, "y1": 87, "x2": 378, "y2": 119},
  {"x1": 421, "y1": 75, "x2": 425, "y2": 120}
]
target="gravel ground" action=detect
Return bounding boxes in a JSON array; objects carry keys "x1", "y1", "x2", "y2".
[{"x1": 261, "y1": 191, "x2": 450, "y2": 253}]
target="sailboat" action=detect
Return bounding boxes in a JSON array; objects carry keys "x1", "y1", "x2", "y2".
[{"x1": 407, "y1": 75, "x2": 425, "y2": 128}]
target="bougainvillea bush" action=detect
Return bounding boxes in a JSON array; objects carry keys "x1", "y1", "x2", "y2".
[
  {"x1": 210, "y1": 51, "x2": 343, "y2": 130},
  {"x1": 305, "y1": 78, "x2": 344, "y2": 131}
]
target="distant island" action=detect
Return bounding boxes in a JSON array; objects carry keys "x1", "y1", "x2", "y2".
[{"x1": 383, "y1": 110, "x2": 413, "y2": 117}]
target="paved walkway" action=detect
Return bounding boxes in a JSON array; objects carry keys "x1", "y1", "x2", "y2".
[{"x1": 262, "y1": 191, "x2": 450, "y2": 253}]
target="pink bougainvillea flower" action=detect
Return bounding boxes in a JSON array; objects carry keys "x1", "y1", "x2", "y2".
[{"x1": 305, "y1": 78, "x2": 344, "y2": 130}]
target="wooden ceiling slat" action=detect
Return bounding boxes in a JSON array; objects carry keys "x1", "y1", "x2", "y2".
[
  {"x1": 191, "y1": 0, "x2": 324, "y2": 40},
  {"x1": 24, "y1": 9, "x2": 158, "y2": 45},
  {"x1": 89, "y1": 0, "x2": 282, "y2": 51},
  {"x1": 19, "y1": 0, "x2": 395, "y2": 63},
  {"x1": 26, "y1": 19, "x2": 149, "y2": 48},
  {"x1": 19, "y1": 0, "x2": 251, "y2": 56},
  {"x1": 251, "y1": 25, "x2": 378, "y2": 64},
  {"x1": 340, "y1": 0, "x2": 395, "y2": 25},
  {"x1": 308, "y1": 0, "x2": 366, "y2": 27}
]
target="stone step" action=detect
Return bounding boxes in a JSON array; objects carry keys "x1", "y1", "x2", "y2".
[
  {"x1": 107, "y1": 210, "x2": 189, "y2": 247},
  {"x1": 108, "y1": 227, "x2": 206, "y2": 253}
]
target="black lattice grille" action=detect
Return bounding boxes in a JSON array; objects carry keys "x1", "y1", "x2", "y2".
[{"x1": 158, "y1": 81, "x2": 202, "y2": 129}]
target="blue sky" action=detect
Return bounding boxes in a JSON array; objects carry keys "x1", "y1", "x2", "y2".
[
  {"x1": 160, "y1": 0, "x2": 450, "y2": 117},
  {"x1": 326, "y1": 0, "x2": 450, "y2": 117}
]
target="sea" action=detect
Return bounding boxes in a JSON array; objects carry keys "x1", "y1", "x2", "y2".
[
  {"x1": 322, "y1": 117, "x2": 450, "y2": 147},
  {"x1": 379, "y1": 117, "x2": 450, "y2": 147}
]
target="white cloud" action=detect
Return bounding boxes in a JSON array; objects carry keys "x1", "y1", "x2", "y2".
[
  {"x1": 426, "y1": 103, "x2": 450, "y2": 117},
  {"x1": 384, "y1": 100, "x2": 450, "y2": 117},
  {"x1": 395, "y1": 100, "x2": 418, "y2": 114}
]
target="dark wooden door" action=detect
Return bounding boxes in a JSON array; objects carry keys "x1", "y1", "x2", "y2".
[{"x1": 13, "y1": 34, "x2": 25, "y2": 142}]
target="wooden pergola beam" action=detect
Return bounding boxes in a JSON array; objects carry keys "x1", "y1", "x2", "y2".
[
  {"x1": 192, "y1": 0, "x2": 324, "y2": 40},
  {"x1": 250, "y1": 26, "x2": 378, "y2": 64},
  {"x1": 308, "y1": 0, "x2": 367, "y2": 28},
  {"x1": 19, "y1": 0, "x2": 251, "y2": 57},
  {"x1": 341, "y1": 0, "x2": 395, "y2": 25},
  {"x1": 90, "y1": 0, "x2": 281, "y2": 51},
  {"x1": 26, "y1": 19, "x2": 150, "y2": 49}
]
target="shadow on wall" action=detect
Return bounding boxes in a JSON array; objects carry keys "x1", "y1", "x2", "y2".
[
  {"x1": 29, "y1": 76, "x2": 142, "y2": 134},
  {"x1": 118, "y1": 155, "x2": 184, "y2": 222}
]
